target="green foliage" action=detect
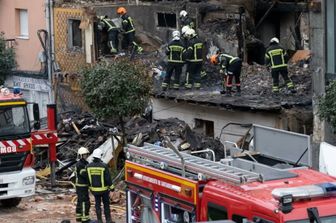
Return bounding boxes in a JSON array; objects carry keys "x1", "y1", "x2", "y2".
[
  {"x1": 318, "y1": 80, "x2": 336, "y2": 129},
  {"x1": 0, "y1": 32, "x2": 16, "y2": 85},
  {"x1": 81, "y1": 59, "x2": 151, "y2": 120}
]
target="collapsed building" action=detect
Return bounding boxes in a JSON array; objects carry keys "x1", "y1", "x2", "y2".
[{"x1": 52, "y1": 0, "x2": 316, "y2": 141}]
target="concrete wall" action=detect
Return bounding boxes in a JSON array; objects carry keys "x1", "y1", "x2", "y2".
[
  {"x1": 258, "y1": 20, "x2": 276, "y2": 46},
  {"x1": 0, "y1": 0, "x2": 46, "y2": 71},
  {"x1": 152, "y1": 98, "x2": 281, "y2": 143},
  {"x1": 96, "y1": 4, "x2": 178, "y2": 44},
  {"x1": 280, "y1": 12, "x2": 296, "y2": 50}
]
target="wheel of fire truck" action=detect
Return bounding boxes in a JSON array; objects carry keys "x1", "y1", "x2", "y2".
[{"x1": 0, "y1": 198, "x2": 22, "y2": 208}]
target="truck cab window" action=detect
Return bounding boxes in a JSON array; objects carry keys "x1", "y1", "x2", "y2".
[
  {"x1": 161, "y1": 203, "x2": 194, "y2": 223},
  {"x1": 0, "y1": 106, "x2": 29, "y2": 137},
  {"x1": 207, "y1": 202, "x2": 228, "y2": 221},
  {"x1": 253, "y1": 217, "x2": 274, "y2": 223},
  {"x1": 232, "y1": 214, "x2": 248, "y2": 223}
]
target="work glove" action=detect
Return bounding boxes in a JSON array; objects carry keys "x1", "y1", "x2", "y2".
[{"x1": 109, "y1": 184, "x2": 115, "y2": 192}]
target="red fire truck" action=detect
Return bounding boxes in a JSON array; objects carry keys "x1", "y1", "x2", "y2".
[
  {"x1": 124, "y1": 125, "x2": 336, "y2": 223},
  {"x1": 0, "y1": 87, "x2": 57, "y2": 207}
]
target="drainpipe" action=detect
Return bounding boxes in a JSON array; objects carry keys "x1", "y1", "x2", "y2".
[{"x1": 45, "y1": 0, "x2": 55, "y2": 104}]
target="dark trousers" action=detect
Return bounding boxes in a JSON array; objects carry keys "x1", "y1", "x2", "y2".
[
  {"x1": 122, "y1": 31, "x2": 135, "y2": 49},
  {"x1": 226, "y1": 60, "x2": 242, "y2": 90},
  {"x1": 271, "y1": 68, "x2": 290, "y2": 87},
  {"x1": 93, "y1": 191, "x2": 111, "y2": 223},
  {"x1": 163, "y1": 63, "x2": 183, "y2": 88},
  {"x1": 186, "y1": 62, "x2": 202, "y2": 88},
  {"x1": 76, "y1": 187, "x2": 90, "y2": 222},
  {"x1": 108, "y1": 30, "x2": 119, "y2": 52}
]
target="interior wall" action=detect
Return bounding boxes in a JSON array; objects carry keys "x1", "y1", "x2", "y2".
[{"x1": 152, "y1": 98, "x2": 281, "y2": 144}]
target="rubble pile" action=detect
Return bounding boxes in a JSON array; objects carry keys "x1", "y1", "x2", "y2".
[
  {"x1": 240, "y1": 63, "x2": 313, "y2": 96},
  {"x1": 125, "y1": 117, "x2": 225, "y2": 160},
  {"x1": 153, "y1": 61, "x2": 312, "y2": 101},
  {"x1": 57, "y1": 112, "x2": 113, "y2": 161},
  {"x1": 54, "y1": 114, "x2": 225, "y2": 163}
]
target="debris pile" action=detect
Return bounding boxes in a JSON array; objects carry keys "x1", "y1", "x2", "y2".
[
  {"x1": 53, "y1": 114, "x2": 225, "y2": 164},
  {"x1": 56, "y1": 112, "x2": 115, "y2": 161},
  {"x1": 152, "y1": 61, "x2": 313, "y2": 109},
  {"x1": 240, "y1": 63, "x2": 313, "y2": 96},
  {"x1": 125, "y1": 117, "x2": 225, "y2": 160}
]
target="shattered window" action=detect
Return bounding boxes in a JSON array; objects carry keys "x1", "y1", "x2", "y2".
[
  {"x1": 157, "y1": 13, "x2": 176, "y2": 28},
  {"x1": 194, "y1": 119, "x2": 214, "y2": 137},
  {"x1": 68, "y1": 19, "x2": 82, "y2": 50}
]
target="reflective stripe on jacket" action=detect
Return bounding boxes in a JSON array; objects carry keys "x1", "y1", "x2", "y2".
[
  {"x1": 186, "y1": 36, "x2": 203, "y2": 62},
  {"x1": 86, "y1": 160, "x2": 113, "y2": 193},
  {"x1": 219, "y1": 54, "x2": 239, "y2": 70},
  {"x1": 122, "y1": 14, "x2": 135, "y2": 33},
  {"x1": 75, "y1": 159, "x2": 89, "y2": 187},
  {"x1": 102, "y1": 18, "x2": 117, "y2": 32},
  {"x1": 265, "y1": 44, "x2": 288, "y2": 69},
  {"x1": 166, "y1": 40, "x2": 185, "y2": 63}
]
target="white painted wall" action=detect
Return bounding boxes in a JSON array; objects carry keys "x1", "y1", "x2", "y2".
[
  {"x1": 152, "y1": 98, "x2": 281, "y2": 143},
  {"x1": 5, "y1": 75, "x2": 51, "y2": 118}
]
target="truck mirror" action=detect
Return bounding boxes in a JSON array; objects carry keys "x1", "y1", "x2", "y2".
[{"x1": 33, "y1": 103, "x2": 40, "y2": 130}]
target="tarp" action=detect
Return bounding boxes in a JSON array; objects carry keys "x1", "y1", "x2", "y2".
[
  {"x1": 87, "y1": 136, "x2": 120, "y2": 164},
  {"x1": 319, "y1": 142, "x2": 336, "y2": 177}
]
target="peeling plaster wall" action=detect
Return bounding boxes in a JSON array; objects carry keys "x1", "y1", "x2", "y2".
[
  {"x1": 152, "y1": 99, "x2": 313, "y2": 144},
  {"x1": 152, "y1": 98, "x2": 280, "y2": 144}
]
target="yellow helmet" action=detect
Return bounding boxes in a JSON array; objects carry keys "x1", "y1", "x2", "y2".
[{"x1": 117, "y1": 7, "x2": 127, "y2": 15}]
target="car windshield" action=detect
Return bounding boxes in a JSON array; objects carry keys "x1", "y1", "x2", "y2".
[
  {"x1": 0, "y1": 105, "x2": 30, "y2": 137},
  {"x1": 286, "y1": 215, "x2": 336, "y2": 223}
]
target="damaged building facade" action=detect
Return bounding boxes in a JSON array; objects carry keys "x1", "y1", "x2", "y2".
[{"x1": 50, "y1": 0, "x2": 331, "y2": 167}]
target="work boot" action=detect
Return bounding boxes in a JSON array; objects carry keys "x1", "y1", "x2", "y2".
[
  {"x1": 161, "y1": 82, "x2": 168, "y2": 91},
  {"x1": 137, "y1": 46, "x2": 143, "y2": 54},
  {"x1": 225, "y1": 87, "x2": 232, "y2": 97},
  {"x1": 220, "y1": 89, "x2": 226, "y2": 94},
  {"x1": 194, "y1": 83, "x2": 201, "y2": 90},
  {"x1": 236, "y1": 86, "x2": 241, "y2": 96},
  {"x1": 185, "y1": 83, "x2": 192, "y2": 90},
  {"x1": 96, "y1": 210, "x2": 103, "y2": 223}
]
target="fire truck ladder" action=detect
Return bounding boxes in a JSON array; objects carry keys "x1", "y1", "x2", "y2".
[{"x1": 126, "y1": 143, "x2": 263, "y2": 184}]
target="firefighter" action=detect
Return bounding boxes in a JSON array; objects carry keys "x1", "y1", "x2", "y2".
[
  {"x1": 161, "y1": 30, "x2": 185, "y2": 91},
  {"x1": 75, "y1": 147, "x2": 91, "y2": 223},
  {"x1": 97, "y1": 15, "x2": 119, "y2": 54},
  {"x1": 184, "y1": 28, "x2": 203, "y2": 89},
  {"x1": 116, "y1": 7, "x2": 143, "y2": 54},
  {"x1": 179, "y1": 10, "x2": 195, "y2": 30},
  {"x1": 265, "y1": 37, "x2": 295, "y2": 94},
  {"x1": 210, "y1": 53, "x2": 242, "y2": 96},
  {"x1": 86, "y1": 148, "x2": 115, "y2": 223}
]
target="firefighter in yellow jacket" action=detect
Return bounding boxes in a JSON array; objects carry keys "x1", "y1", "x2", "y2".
[
  {"x1": 86, "y1": 149, "x2": 115, "y2": 223},
  {"x1": 265, "y1": 37, "x2": 295, "y2": 93},
  {"x1": 75, "y1": 147, "x2": 91, "y2": 223}
]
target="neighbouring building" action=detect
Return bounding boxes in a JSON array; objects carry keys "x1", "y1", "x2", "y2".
[{"x1": 0, "y1": 0, "x2": 53, "y2": 116}]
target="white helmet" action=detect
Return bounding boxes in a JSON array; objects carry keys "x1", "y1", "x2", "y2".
[
  {"x1": 270, "y1": 37, "x2": 279, "y2": 44},
  {"x1": 92, "y1": 148, "x2": 103, "y2": 159},
  {"x1": 172, "y1": 30, "x2": 180, "y2": 40},
  {"x1": 78, "y1": 147, "x2": 89, "y2": 155},
  {"x1": 179, "y1": 10, "x2": 187, "y2": 18},
  {"x1": 181, "y1": 26, "x2": 190, "y2": 36},
  {"x1": 185, "y1": 28, "x2": 196, "y2": 38}
]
